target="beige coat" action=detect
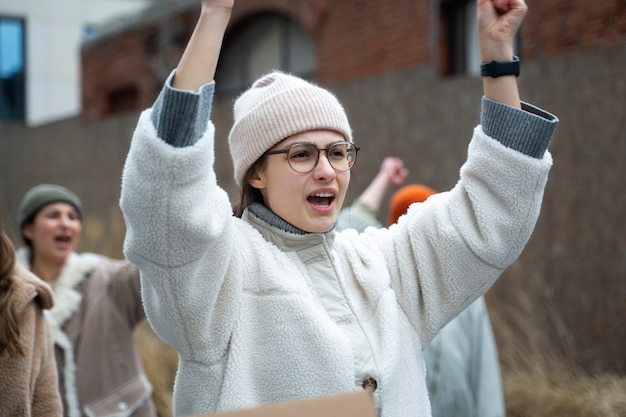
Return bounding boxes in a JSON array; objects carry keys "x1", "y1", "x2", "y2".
[
  {"x1": 17, "y1": 249, "x2": 156, "y2": 417},
  {"x1": 0, "y1": 264, "x2": 62, "y2": 417}
]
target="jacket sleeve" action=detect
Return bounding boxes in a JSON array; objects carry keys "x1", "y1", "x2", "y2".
[
  {"x1": 120, "y1": 78, "x2": 241, "y2": 362},
  {"x1": 151, "y1": 69, "x2": 214, "y2": 148},
  {"x1": 374, "y1": 99, "x2": 558, "y2": 345}
]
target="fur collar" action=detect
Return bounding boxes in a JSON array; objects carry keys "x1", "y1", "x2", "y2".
[{"x1": 16, "y1": 248, "x2": 100, "y2": 328}]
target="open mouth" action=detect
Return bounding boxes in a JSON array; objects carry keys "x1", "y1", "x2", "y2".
[
  {"x1": 307, "y1": 192, "x2": 335, "y2": 207},
  {"x1": 54, "y1": 235, "x2": 72, "y2": 246}
]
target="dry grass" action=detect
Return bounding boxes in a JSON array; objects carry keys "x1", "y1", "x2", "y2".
[
  {"x1": 489, "y1": 291, "x2": 626, "y2": 417},
  {"x1": 504, "y1": 370, "x2": 626, "y2": 417},
  {"x1": 134, "y1": 320, "x2": 178, "y2": 417}
]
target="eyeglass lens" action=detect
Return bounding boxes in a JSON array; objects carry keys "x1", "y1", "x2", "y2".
[{"x1": 287, "y1": 142, "x2": 358, "y2": 173}]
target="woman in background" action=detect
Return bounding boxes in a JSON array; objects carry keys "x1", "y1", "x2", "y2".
[{"x1": 16, "y1": 184, "x2": 156, "y2": 417}]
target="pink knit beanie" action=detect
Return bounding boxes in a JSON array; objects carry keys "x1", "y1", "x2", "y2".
[{"x1": 228, "y1": 71, "x2": 352, "y2": 186}]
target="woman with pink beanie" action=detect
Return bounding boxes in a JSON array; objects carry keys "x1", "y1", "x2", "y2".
[{"x1": 120, "y1": 0, "x2": 558, "y2": 416}]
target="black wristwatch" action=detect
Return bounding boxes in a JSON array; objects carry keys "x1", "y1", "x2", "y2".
[{"x1": 480, "y1": 56, "x2": 520, "y2": 78}]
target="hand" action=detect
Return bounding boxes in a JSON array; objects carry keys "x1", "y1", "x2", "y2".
[
  {"x1": 477, "y1": 0, "x2": 527, "y2": 61},
  {"x1": 379, "y1": 157, "x2": 409, "y2": 187}
]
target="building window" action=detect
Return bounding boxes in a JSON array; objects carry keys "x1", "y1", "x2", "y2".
[
  {"x1": 439, "y1": 0, "x2": 519, "y2": 77},
  {"x1": 0, "y1": 16, "x2": 26, "y2": 121},
  {"x1": 216, "y1": 13, "x2": 316, "y2": 97},
  {"x1": 107, "y1": 86, "x2": 139, "y2": 116}
]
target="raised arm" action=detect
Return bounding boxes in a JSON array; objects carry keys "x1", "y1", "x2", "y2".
[
  {"x1": 121, "y1": 1, "x2": 240, "y2": 356},
  {"x1": 477, "y1": 0, "x2": 527, "y2": 109},
  {"x1": 356, "y1": 157, "x2": 409, "y2": 213},
  {"x1": 336, "y1": 157, "x2": 408, "y2": 232},
  {"x1": 172, "y1": 0, "x2": 233, "y2": 92}
]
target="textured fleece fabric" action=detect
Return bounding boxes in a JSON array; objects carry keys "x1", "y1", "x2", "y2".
[
  {"x1": 336, "y1": 209, "x2": 505, "y2": 417},
  {"x1": 0, "y1": 264, "x2": 62, "y2": 417},
  {"x1": 122, "y1": 73, "x2": 557, "y2": 417}
]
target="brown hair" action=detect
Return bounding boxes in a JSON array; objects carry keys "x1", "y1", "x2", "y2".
[
  {"x1": 234, "y1": 157, "x2": 267, "y2": 218},
  {"x1": 0, "y1": 223, "x2": 24, "y2": 356}
]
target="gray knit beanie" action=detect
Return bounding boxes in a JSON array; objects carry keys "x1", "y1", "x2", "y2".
[
  {"x1": 18, "y1": 184, "x2": 83, "y2": 228},
  {"x1": 228, "y1": 71, "x2": 353, "y2": 187}
]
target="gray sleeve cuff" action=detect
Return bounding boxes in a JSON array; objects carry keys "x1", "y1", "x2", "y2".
[
  {"x1": 480, "y1": 97, "x2": 559, "y2": 158},
  {"x1": 150, "y1": 69, "x2": 215, "y2": 147}
]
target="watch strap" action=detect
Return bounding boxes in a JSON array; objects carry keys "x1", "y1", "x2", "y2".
[{"x1": 480, "y1": 56, "x2": 520, "y2": 78}]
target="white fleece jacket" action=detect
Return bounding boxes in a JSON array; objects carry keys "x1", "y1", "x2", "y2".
[{"x1": 121, "y1": 110, "x2": 552, "y2": 417}]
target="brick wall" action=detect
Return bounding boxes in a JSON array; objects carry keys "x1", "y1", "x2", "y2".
[
  {"x1": 81, "y1": 0, "x2": 626, "y2": 119},
  {"x1": 81, "y1": 6, "x2": 198, "y2": 120},
  {"x1": 80, "y1": 0, "x2": 431, "y2": 119},
  {"x1": 524, "y1": 0, "x2": 626, "y2": 59}
]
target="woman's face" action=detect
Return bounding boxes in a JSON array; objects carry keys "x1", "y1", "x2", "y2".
[
  {"x1": 22, "y1": 202, "x2": 81, "y2": 265},
  {"x1": 250, "y1": 130, "x2": 351, "y2": 233}
]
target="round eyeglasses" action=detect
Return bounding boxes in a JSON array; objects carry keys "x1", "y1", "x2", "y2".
[{"x1": 264, "y1": 141, "x2": 360, "y2": 173}]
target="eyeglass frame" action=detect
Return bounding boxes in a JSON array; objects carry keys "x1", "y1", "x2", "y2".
[{"x1": 263, "y1": 141, "x2": 361, "y2": 173}]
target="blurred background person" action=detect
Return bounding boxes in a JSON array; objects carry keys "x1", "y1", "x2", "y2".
[
  {"x1": 16, "y1": 184, "x2": 156, "y2": 417},
  {"x1": 335, "y1": 156, "x2": 408, "y2": 231},
  {"x1": 0, "y1": 214, "x2": 62, "y2": 417}
]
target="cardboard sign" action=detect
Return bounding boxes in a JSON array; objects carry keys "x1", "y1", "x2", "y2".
[{"x1": 186, "y1": 390, "x2": 377, "y2": 417}]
